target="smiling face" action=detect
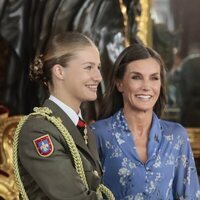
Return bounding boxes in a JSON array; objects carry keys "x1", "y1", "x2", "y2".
[
  {"x1": 60, "y1": 45, "x2": 102, "y2": 108},
  {"x1": 116, "y1": 58, "x2": 161, "y2": 113}
]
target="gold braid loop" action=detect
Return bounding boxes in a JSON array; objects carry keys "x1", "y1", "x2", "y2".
[
  {"x1": 97, "y1": 184, "x2": 115, "y2": 200},
  {"x1": 12, "y1": 107, "x2": 115, "y2": 200}
]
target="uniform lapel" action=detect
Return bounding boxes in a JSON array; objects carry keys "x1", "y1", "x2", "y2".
[
  {"x1": 43, "y1": 99, "x2": 99, "y2": 166},
  {"x1": 87, "y1": 128, "x2": 102, "y2": 174}
]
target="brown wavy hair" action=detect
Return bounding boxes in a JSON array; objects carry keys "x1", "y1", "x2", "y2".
[{"x1": 98, "y1": 43, "x2": 167, "y2": 119}]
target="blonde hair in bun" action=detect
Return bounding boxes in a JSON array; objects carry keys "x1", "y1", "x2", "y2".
[{"x1": 29, "y1": 32, "x2": 96, "y2": 89}]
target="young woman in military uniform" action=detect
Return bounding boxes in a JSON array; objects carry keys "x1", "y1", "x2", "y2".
[{"x1": 13, "y1": 32, "x2": 114, "y2": 200}]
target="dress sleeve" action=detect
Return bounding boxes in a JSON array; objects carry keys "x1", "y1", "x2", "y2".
[{"x1": 173, "y1": 128, "x2": 200, "y2": 199}]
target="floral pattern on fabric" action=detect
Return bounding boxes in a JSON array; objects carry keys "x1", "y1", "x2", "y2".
[{"x1": 91, "y1": 110, "x2": 200, "y2": 200}]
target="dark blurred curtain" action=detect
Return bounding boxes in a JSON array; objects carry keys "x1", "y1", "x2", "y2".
[
  {"x1": 0, "y1": 0, "x2": 140, "y2": 121},
  {"x1": 170, "y1": 0, "x2": 200, "y2": 58}
]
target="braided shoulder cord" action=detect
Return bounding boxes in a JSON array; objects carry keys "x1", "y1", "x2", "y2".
[
  {"x1": 12, "y1": 107, "x2": 115, "y2": 200},
  {"x1": 13, "y1": 115, "x2": 29, "y2": 200}
]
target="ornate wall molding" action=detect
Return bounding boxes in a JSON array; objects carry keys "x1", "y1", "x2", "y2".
[
  {"x1": 118, "y1": 0, "x2": 129, "y2": 46},
  {"x1": 136, "y1": 0, "x2": 152, "y2": 46},
  {"x1": 0, "y1": 115, "x2": 21, "y2": 199}
]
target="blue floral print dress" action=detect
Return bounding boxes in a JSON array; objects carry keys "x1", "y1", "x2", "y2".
[{"x1": 91, "y1": 110, "x2": 200, "y2": 200}]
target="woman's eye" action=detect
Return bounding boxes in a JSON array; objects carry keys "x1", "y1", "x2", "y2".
[
  {"x1": 85, "y1": 65, "x2": 92, "y2": 70},
  {"x1": 132, "y1": 76, "x2": 141, "y2": 80},
  {"x1": 151, "y1": 76, "x2": 160, "y2": 80}
]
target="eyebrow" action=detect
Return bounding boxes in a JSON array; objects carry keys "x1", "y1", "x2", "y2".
[
  {"x1": 130, "y1": 71, "x2": 160, "y2": 76},
  {"x1": 82, "y1": 61, "x2": 101, "y2": 66}
]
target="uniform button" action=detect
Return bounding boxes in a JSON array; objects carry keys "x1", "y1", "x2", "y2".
[{"x1": 93, "y1": 170, "x2": 99, "y2": 177}]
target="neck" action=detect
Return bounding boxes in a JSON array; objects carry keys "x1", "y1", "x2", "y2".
[
  {"x1": 50, "y1": 92, "x2": 81, "y2": 114},
  {"x1": 123, "y1": 107, "x2": 152, "y2": 136}
]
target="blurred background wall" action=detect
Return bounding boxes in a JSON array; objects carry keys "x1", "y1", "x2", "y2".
[
  {"x1": 0, "y1": 0, "x2": 140, "y2": 121},
  {"x1": 1, "y1": 0, "x2": 200, "y2": 126}
]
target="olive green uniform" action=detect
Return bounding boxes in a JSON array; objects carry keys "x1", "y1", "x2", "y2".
[{"x1": 18, "y1": 99, "x2": 102, "y2": 200}]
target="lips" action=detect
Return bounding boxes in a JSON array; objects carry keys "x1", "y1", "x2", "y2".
[{"x1": 86, "y1": 84, "x2": 98, "y2": 92}]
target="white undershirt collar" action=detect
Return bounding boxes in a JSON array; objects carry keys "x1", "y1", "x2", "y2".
[{"x1": 49, "y1": 95, "x2": 81, "y2": 126}]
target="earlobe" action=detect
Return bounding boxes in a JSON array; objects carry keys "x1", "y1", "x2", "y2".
[
  {"x1": 52, "y1": 64, "x2": 64, "y2": 79},
  {"x1": 116, "y1": 81, "x2": 123, "y2": 92}
]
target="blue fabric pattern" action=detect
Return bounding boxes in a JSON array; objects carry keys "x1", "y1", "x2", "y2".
[{"x1": 91, "y1": 110, "x2": 200, "y2": 200}]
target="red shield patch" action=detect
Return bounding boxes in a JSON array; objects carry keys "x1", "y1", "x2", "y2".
[{"x1": 33, "y1": 134, "x2": 54, "y2": 157}]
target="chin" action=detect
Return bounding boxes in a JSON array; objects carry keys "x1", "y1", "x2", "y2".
[
  {"x1": 90, "y1": 96, "x2": 97, "y2": 101},
  {"x1": 85, "y1": 95, "x2": 97, "y2": 102}
]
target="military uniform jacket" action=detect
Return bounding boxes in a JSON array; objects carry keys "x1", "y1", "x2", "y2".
[{"x1": 18, "y1": 99, "x2": 102, "y2": 200}]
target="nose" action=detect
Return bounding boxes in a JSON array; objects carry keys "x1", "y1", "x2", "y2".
[
  {"x1": 93, "y1": 69, "x2": 102, "y2": 83},
  {"x1": 141, "y1": 80, "x2": 150, "y2": 91}
]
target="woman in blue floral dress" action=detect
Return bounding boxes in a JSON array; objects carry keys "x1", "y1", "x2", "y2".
[{"x1": 91, "y1": 43, "x2": 200, "y2": 200}]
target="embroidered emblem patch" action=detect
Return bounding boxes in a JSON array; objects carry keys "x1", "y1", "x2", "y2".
[{"x1": 33, "y1": 134, "x2": 54, "y2": 157}]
